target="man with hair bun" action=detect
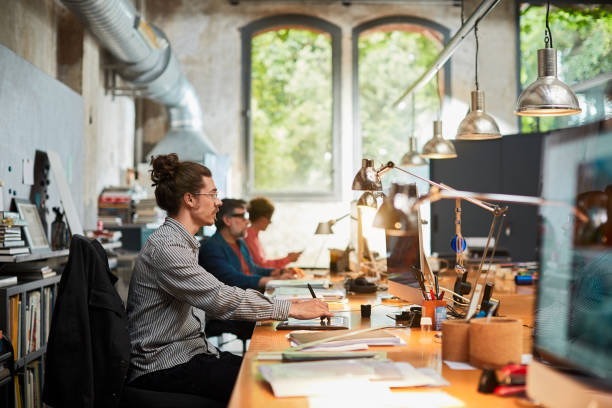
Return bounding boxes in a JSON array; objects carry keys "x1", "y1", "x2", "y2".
[{"x1": 126, "y1": 154, "x2": 332, "y2": 405}]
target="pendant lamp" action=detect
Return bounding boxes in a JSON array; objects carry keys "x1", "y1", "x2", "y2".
[
  {"x1": 457, "y1": 23, "x2": 501, "y2": 140},
  {"x1": 422, "y1": 120, "x2": 457, "y2": 159},
  {"x1": 515, "y1": 1, "x2": 581, "y2": 116},
  {"x1": 400, "y1": 94, "x2": 428, "y2": 166}
]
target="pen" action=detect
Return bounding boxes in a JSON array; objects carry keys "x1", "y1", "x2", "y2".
[
  {"x1": 434, "y1": 274, "x2": 439, "y2": 298},
  {"x1": 438, "y1": 290, "x2": 445, "y2": 300},
  {"x1": 307, "y1": 283, "x2": 325, "y2": 324},
  {"x1": 430, "y1": 289, "x2": 436, "y2": 301}
]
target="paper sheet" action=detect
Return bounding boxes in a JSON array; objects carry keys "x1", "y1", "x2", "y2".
[
  {"x1": 444, "y1": 361, "x2": 476, "y2": 370},
  {"x1": 309, "y1": 391, "x2": 465, "y2": 408}
]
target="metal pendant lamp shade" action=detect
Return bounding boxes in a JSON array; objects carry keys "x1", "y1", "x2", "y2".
[
  {"x1": 400, "y1": 137, "x2": 428, "y2": 166},
  {"x1": 457, "y1": 90, "x2": 502, "y2": 140},
  {"x1": 515, "y1": 48, "x2": 581, "y2": 117},
  {"x1": 422, "y1": 120, "x2": 457, "y2": 159},
  {"x1": 352, "y1": 159, "x2": 383, "y2": 191}
]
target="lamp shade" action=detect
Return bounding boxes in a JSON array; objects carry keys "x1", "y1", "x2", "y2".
[
  {"x1": 357, "y1": 191, "x2": 378, "y2": 209},
  {"x1": 457, "y1": 90, "x2": 502, "y2": 140},
  {"x1": 515, "y1": 48, "x2": 581, "y2": 117},
  {"x1": 422, "y1": 120, "x2": 457, "y2": 159},
  {"x1": 315, "y1": 221, "x2": 334, "y2": 234},
  {"x1": 400, "y1": 137, "x2": 428, "y2": 166},
  {"x1": 352, "y1": 159, "x2": 383, "y2": 191},
  {"x1": 372, "y1": 183, "x2": 418, "y2": 236}
]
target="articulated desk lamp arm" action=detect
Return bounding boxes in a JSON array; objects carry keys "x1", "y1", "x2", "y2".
[
  {"x1": 353, "y1": 159, "x2": 498, "y2": 304},
  {"x1": 411, "y1": 188, "x2": 588, "y2": 311}
]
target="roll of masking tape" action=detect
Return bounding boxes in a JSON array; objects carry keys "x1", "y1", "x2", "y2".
[
  {"x1": 469, "y1": 317, "x2": 522, "y2": 369},
  {"x1": 442, "y1": 320, "x2": 470, "y2": 362}
]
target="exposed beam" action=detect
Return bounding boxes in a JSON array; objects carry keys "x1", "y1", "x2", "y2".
[{"x1": 392, "y1": 0, "x2": 502, "y2": 107}]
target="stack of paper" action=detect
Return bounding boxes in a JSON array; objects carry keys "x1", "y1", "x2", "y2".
[
  {"x1": 259, "y1": 359, "x2": 440, "y2": 398},
  {"x1": 265, "y1": 278, "x2": 330, "y2": 289},
  {"x1": 289, "y1": 329, "x2": 404, "y2": 350},
  {"x1": 271, "y1": 287, "x2": 345, "y2": 301}
]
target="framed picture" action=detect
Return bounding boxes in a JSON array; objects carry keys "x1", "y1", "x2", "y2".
[{"x1": 14, "y1": 199, "x2": 49, "y2": 252}]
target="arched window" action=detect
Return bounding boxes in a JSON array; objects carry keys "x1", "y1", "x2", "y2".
[
  {"x1": 242, "y1": 15, "x2": 341, "y2": 198},
  {"x1": 353, "y1": 17, "x2": 450, "y2": 167}
]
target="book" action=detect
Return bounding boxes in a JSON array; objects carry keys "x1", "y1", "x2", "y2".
[
  {"x1": 258, "y1": 359, "x2": 439, "y2": 397},
  {"x1": 0, "y1": 226, "x2": 22, "y2": 234},
  {"x1": 0, "y1": 239, "x2": 26, "y2": 247},
  {"x1": 289, "y1": 329, "x2": 404, "y2": 349},
  {"x1": 17, "y1": 270, "x2": 57, "y2": 281},
  {"x1": 0, "y1": 246, "x2": 29, "y2": 255},
  {"x1": 0, "y1": 276, "x2": 17, "y2": 288}
]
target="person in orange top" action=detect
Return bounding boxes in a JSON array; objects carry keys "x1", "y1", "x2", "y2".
[{"x1": 245, "y1": 197, "x2": 303, "y2": 269}]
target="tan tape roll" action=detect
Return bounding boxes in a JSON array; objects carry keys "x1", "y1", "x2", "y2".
[
  {"x1": 442, "y1": 320, "x2": 470, "y2": 362},
  {"x1": 469, "y1": 317, "x2": 522, "y2": 369}
]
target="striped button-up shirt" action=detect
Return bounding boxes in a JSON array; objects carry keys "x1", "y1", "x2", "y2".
[{"x1": 127, "y1": 217, "x2": 290, "y2": 382}]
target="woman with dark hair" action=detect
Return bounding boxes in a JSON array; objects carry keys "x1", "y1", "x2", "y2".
[
  {"x1": 126, "y1": 154, "x2": 331, "y2": 404},
  {"x1": 245, "y1": 196, "x2": 303, "y2": 268}
]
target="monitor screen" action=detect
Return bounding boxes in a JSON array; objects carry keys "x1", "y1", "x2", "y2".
[{"x1": 535, "y1": 119, "x2": 612, "y2": 387}]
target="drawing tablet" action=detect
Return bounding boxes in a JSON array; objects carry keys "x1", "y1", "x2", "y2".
[{"x1": 276, "y1": 316, "x2": 349, "y2": 330}]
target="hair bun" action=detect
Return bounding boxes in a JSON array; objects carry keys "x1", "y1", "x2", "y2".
[{"x1": 150, "y1": 153, "x2": 180, "y2": 187}]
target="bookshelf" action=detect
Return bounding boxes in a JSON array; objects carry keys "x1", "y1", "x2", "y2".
[
  {"x1": 0, "y1": 241, "x2": 121, "y2": 263},
  {"x1": 0, "y1": 275, "x2": 60, "y2": 408}
]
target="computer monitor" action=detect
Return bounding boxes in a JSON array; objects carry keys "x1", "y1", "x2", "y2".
[
  {"x1": 386, "y1": 184, "x2": 430, "y2": 303},
  {"x1": 533, "y1": 119, "x2": 612, "y2": 393}
]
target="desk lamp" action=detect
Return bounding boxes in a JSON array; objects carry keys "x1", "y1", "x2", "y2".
[
  {"x1": 409, "y1": 188, "x2": 588, "y2": 316},
  {"x1": 352, "y1": 159, "x2": 496, "y2": 305}
]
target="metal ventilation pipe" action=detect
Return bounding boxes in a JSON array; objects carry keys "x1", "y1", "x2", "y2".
[{"x1": 60, "y1": 0, "x2": 217, "y2": 161}]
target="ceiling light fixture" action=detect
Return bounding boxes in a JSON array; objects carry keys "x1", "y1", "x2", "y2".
[
  {"x1": 400, "y1": 94, "x2": 428, "y2": 166},
  {"x1": 457, "y1": 22, "x2": 501, "y2": 140},
  {"x1": 515, "y1": 0, "x2": 581, "y2": 117}
]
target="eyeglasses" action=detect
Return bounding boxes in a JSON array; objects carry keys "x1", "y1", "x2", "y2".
[
  {"x1": 229, "y1": 212, "x2": 249, "y2": 220},
  {"x1": 193, "y1": 191, "x2": 218, "y2": 199}
]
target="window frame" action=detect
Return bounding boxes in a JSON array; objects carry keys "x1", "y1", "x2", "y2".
[
  {"x1": 352, "y1": 16, "x2": 451, "y2": 170},
  {"x1": 241, "y1": 14, "x2": 342, "y2": 200}
]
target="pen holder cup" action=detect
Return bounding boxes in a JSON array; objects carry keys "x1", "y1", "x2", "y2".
[
  {"x1": 469, "y1": 317, "x2": 522, "y2": 369},
  {"x1": 421, "y1": 299, "x2": 447, "y2": 331},
  {"x1": 441, "y1": 320, "x2": 470, "y2": 362}
]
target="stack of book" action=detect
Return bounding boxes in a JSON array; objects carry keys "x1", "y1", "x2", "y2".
[
  {"x1": 0, "y1": 211, "x2": 30, "y2": 259},
  {"x1": 98, "y1": 187, "x2": 132, "y2": 226},
  {"x1": 2, "y1": 262, "x2": 57, "y2": 281},
  {"x1": 133, "y1": 197, "x2": 161, "y2": 225}
]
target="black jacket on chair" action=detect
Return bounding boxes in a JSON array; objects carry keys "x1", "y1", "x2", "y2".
[{"x1": 43, "y1": 235, "x2": 130, "y2": 408}]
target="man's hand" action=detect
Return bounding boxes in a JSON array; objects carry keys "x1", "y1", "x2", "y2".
[
  {"x1": 287, "y1": 251, "x2": 303, "y2": 262},
  {"x1": 288, "y1": 299, "x2": 333, "y2": 320}
]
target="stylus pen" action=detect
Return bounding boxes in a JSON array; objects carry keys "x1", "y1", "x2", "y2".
[{"x1": 307, "y1": 283, "x2": 325, "y2": 323}]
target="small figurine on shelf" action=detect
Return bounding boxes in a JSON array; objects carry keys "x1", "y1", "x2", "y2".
[{"x1": 51, "y1": 207, "x2": 69, "y2": 250}]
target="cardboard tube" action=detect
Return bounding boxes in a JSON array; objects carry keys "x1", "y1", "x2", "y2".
[
  {"x1": 442, "y1": 320, "x2": 470, "y2": 362},
  {"x1": 469, "y1": 317, "x2": 522, "y2": 369}
]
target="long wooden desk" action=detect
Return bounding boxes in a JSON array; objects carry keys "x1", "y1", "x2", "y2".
[{"x1": 229, "y1": 275, "x2": 535, "y2": 407}]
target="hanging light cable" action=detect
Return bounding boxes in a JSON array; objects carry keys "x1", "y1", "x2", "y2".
[
  {"x1": 400, "y1": 94, "x2": 428, "y2": 166},
  {"x1": 422, "y1": 75, "x2": 457, "y2": 159},
  {"x1": 457, "y1": 21, "x2": 502, "y2": 140},
  {"x1": 515, "y1": 0, "x2": 581, "y2": 117}
]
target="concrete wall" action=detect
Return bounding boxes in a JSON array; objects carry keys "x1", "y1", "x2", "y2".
[
  {"x1": 141, "y1": 0, "x2": 518, "y2": 265},
  {"x1": 0, "y1": 0, "x2": 135, "y2": 229}
]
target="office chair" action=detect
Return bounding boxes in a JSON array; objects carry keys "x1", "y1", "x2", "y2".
[{"x1": 43, "y1": 235, "x2": 222, "y2": 408}]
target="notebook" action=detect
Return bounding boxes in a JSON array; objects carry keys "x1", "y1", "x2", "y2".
[{"x1": 276, "y1": 316, "x2": 349, "y2": 331}]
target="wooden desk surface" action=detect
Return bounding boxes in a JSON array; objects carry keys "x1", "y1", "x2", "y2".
[{"x1": 229, "y1": 276, "x2": 535, "y2": 408}]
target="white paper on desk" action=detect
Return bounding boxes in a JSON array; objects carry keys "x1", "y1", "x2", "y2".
[
  {"x1": 444, "y1": 361, "x2": 476, "y2": 370},
  {"x1": 259, "y1": 359, "x2": 438, "y2": 398},
  {"x1": 309, "y1": 391, "x2": 465, "y2": 408},
  {"x1": 266, "y1": 279, "x2": 330, "y2": 289},
  {"x1": 416, "y1": 368, "x2": 450, "y2": 387},
  {"x1": 290, "y1": 342, "x2": 369, "y2": 352}
]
